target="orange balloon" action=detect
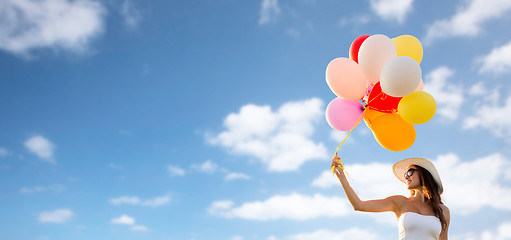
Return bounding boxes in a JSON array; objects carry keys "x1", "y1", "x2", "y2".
[
  {"x1": 371, "y1": 113, "x2": 416, "y2": 151},
  {"x1": 363, "y1": 108, "x2": 386, "y2": 129}
]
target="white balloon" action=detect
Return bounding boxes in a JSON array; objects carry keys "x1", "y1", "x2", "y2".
[
  {"x1": 380, "y1": 56, "x2": 422, "y2": 97},
  {"x1": 358, "y1": 34, "x2": 397, "y2": 83}
]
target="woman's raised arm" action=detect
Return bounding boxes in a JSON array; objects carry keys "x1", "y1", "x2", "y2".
[{"x1": 331, "y1": 156, "x2": 404, "y2": 213}]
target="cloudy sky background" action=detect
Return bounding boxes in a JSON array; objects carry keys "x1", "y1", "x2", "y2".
[{"x1": 1, "y1": 0, "x2": 511, "y2": 239}]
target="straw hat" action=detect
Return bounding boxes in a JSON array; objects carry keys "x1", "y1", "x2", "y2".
[{"x1": 392, "y1": 158, "x2": 443, "y2": 194}]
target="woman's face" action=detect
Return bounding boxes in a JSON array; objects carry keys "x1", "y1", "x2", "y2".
[{"x1": 404, "y1": 166, "x2": 421, "y2": 189}]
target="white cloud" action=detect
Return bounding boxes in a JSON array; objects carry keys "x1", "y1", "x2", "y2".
[
  {"x1": 208, "y1": 193, "x2": 351, "y2": 221},
  {"x1": 232, "y1": 236, "x2": 244, "y2": 240},
  {"x1": 0, "y1": 0, "x2": 106, "y2": 57},
  {"x1": 120, "y1": 0, "x2": 142, "y2": 29},
  {"x1": 142, "y1": 194, "x2": 171, "y2": 207},
  {"x1": 192, "y1": 160, "x2": 219, "y2": 173},
  {"x1": 131, "y1": 224, "x2": 150, "y2": 232},
  {"x1": 452, "y1": 221, "x2": 511, "y2": 240},
  {"x1": 424, "y1": 0, "x2": 511, "y2": 43},
  {"x1": 111, "y1": 214, "x2": 150, "y2": 232},
  {"x1": 368, "y1": 0, "x2": 413, "y2": 24},
  {"x1": 434, "y1": 153, "x2": 511, "y2": 214},
  {"x1": 24, "y1": 135, "x2": 56, "y2": 164},
  {"x1": 329, "y1": 130, "x2": 350, "y2": 143},
  {"x1": 478, "y1": 40, "x2": 511, "y2": 74},
  {"x1": 468, "y1": 82, "x2": 487, "y2": 96},
  {"x1": 167, "y1": 165, "x2": 186, "y2": 177},
  {"x1": 111, "y1": 214, "x2": 135, "y2": 225},
  {"x1": 110, "y1": 196, "x2": 141, "y2": 205},
  {"x1": 468, "y1": 82, "x2": 500, "y2": 105},
  {"x1": 110, "y1": 194, "x2": 170, "y2": 207},
  {"x1": 288, "y1": 228, "x2": 379, "y2": 240},
  {"x1": 225, "y1": 172, "x2": 251, "y2": 181},
  {"x1": 207, "y1": 98, "x2": 328, "y2": 172},
  {"x1": 463, "y1": 94, "x2": 511, "y2": 139},
  {"x1": 311, "y1": 162, "x2": 408, "y2": 199},
  {"x1": 259, "y1": 0, "x2": 280, "y2": 25},
  {"x1": 38, "y1": 209, "x2": 73, "y2": 223},
  {"x1": 20, "y1": 184, "x2": 65, "y2": 194},
  {"x1": 423, "y1": 66, "x2": 463, "y2": 121}
]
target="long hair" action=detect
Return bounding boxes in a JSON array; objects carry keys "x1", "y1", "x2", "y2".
[{"x1": 411, "y1": 165, "x2": 447, "y2": 231}]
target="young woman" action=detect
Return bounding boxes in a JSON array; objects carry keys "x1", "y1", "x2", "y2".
[{"x1": 331, "y1": 156, "x2": 450, "y2": 240}]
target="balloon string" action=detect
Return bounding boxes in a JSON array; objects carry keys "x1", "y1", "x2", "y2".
[
  {"x1": 331, "y1": 84, "x2": 374, "y2": 178},
  {"x1": 334, "y1": 108, "x2": 366, "y2": 155}
]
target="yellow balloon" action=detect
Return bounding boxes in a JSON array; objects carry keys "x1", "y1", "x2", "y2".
[
  {"x1": 398, "y1": 91, "x2": 436, "y2": 124},
  {"x1": 392, "y1": 35, "x2": 423, "y2": 64},
  {"x1": 371, "y1": 113, "x2": 416, "y2": 151}
]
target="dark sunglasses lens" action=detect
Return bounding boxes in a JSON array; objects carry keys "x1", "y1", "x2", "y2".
[{"x1": 405, "y1": 169, "x2": 415, "y2": 178}]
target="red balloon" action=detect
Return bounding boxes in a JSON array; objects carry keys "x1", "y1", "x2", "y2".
[
  {"x1": 366, "y1": 82, "x2": 402, "y2": 113},
  {"x1": 349, "y1": 35, "x2": 370, "y2": 64}
]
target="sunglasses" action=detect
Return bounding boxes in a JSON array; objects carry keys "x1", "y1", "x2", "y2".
[{"x1": 404, "y1": 168, "x2": 417, "y2": 178}]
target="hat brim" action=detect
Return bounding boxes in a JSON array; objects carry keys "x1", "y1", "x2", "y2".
[{"x1": 393, "y1": 158, "x2": 443, "y2": 194}]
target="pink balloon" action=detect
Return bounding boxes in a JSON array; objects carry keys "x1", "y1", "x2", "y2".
[
  {"x1": 326, "y1": 57, "x2": 368, "y2": 101},
  {"x1": 326, "y1": 97, "x2": 364, "y2": 131}
]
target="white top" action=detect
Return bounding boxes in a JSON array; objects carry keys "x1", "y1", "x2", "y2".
[{"x1": 398, "y1": 212, "x2": 441, "y2": 240}]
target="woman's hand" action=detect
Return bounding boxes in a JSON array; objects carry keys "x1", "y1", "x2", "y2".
[{"x1": 331, "y1": 155, "x2": 344, "y2": 174}]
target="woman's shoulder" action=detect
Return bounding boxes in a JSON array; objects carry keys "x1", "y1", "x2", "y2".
[
  {"x1": 386, "y1": 195, "x2": 408, "y2": 206},
  {"x1": 440, "y1": 204, "x2": 450, "y2": 213},
  {"x1": 387, "y1": 195, "x2": 408, "y2": 200},
  {"x1": 440, "y1": 204, "x2": 450, "y2": 215}
]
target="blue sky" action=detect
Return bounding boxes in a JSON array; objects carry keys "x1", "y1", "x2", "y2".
[{"x1": 1, "y1": 0, "x2": 511, "y2": 239}]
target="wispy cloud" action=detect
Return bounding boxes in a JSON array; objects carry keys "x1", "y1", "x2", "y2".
[
  {"x1": 192, "y1": 160, "x2": 219, "y2": 173},
  {"x1": 259, "y1": 0, "x2": 281, "y2": 25},
  {"x1": 24, "y1": 135, "x2": 56, "y2": 164},
  {"x1": 368, "y1": 0, "x2": 414, "y2": 24},
  {"x1": 0, "y1": 0, "x2": 106, "y2": 58},
  {"x1": 20, "y1": 184, "x2": 65, "y2": 194},
  {"x1": 463, "y1": 93, "x2": 511, "y2": 140},
  {"x1": 207, "y1": 98, "x2": 327, "y2": 172},
  {"x1": 168, "y1": 165, "x2": 186, "y2": 177},
  {"x1": 423, "y1": 66, "x2": 463, "y2": 121},
  {"x1": 225, "y1": 172, "x2": 250, "y2": 181},
  {"x1": 111, "y1": 214, "x2": 149, "y2": 231},
  {"x1": 339, "y1": 15, "x2": 371, "y2": 27},
  {"x1": 111, "y1": 214, "x2": 135, "y2": 225},
  {"x1": 208, "y1": 193, "x2": 351, "y2": 220},
  {"x1": 477, "y1": 40, "x2": 511, "y2": 74},
  {"x1": 424, "y1": 0, "x2": 511, "y2": 43},
  {"x1": 110, "y1": 193, "x2": 171, "y2": 207},
  {"x1": 120, "y1": 0, "x2": 142, "y2": 29},
  {"x1": 38, "y1": 209, "x2": 73, "y2": 223}
]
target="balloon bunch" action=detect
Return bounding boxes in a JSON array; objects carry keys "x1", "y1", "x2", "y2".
[{"x1": 325, "y1": 34, "x2": 436, "y2": 152}]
